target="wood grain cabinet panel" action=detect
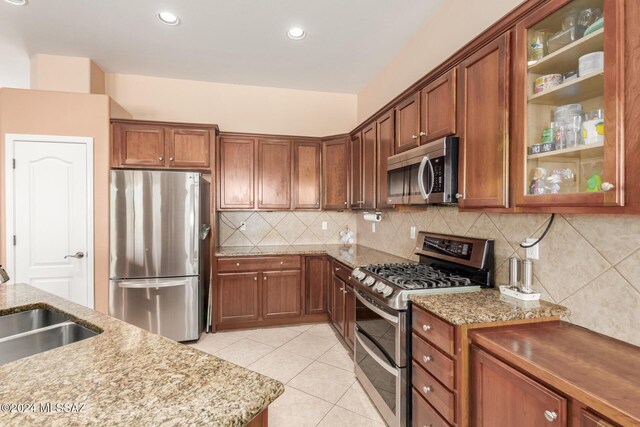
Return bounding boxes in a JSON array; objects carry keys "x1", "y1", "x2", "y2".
[
  {"x1": 361, "y1": 123, "x2": 377, "y2": 209},
  {"x1": 293, "y1": 141, "x2": 321, "y2": 209},
  {"x1": 420, "y1": 68, "x2": 457, "y2": 144},
  {"x1": 166, "y1": 128, "x2": 211, "y2": 168},
  {"x1": 262, "y1": 270, "x2": 301, "y2": 318},
  {"x1": 413, "y1": 361, "x2": 456, "y2": 424},
  {"x1": 217, "y1": 272, "x2": 260, "y2": 323},
  {"x1": 219, "y1": 137, "x2": 256, "y2": 210},
  {"x1": 581, "y1": 410, "x2": 617, "y2": 427},
  {"x1": 350, "y1": 133, "x2": 362, "y2": 209},
  {"x1": 471, "y1": 346, "x2": 568, "y2": 427},
  {"x1": 412, "y1": 388, "x2": 450, "y2": 427},
  {"x1": 331, "y1": 276, "x2": 346, "y2": 334},
  {"x1": 305, "y1": 256, "x2": 328, "y2": 315},
  {"x1": 394, "y1": 92, "x2": 421, "y2": 154},
  {"x1": 258, "y1": 139, "x2": 292, "y2": 210},
  {"x1": 457, "y1": 33, "x2": 510, "y2": 209},
  {"x1": 114, "y1": 123, "x2": 165, "y2": 167},
  {"x1": 344, "y1": 283, "x2": 355, "y2": 350},
  {"x1": 376, "y1": 109, "x2": 395, "y2": 209},
  {"x1": 413, "y1": 333, "x2": 455, "y2": 390},
  {"x1": 322, "y1": 136, "x2": 349, "y2": 210}
]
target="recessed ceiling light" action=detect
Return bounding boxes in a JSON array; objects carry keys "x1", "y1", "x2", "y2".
[
  {"x1": 157, "y1": 11, "x2": 180, "y2": 26},
  {"x1": 287, "y1": 27, "x2": 306, "y2": 40},
  {"x1": 4, "y1": 0, "x2": 27, "y2": 5}
]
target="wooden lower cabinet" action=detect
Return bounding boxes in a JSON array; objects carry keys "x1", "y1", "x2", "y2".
[
  {"x1": 217, "y1": 272, "x2": 260, "y2": 323},
  {"x1": 344, "y1": 284, "x2": 355, "y2": 349},
  {"x1": 262, "y1": 270, "x2": 301, "y2": 319},
  {"x1": 471, "y1": 346, "x2": 567, "y2": 427},
  {"x1": 580, "y1": 410, "x2": 617, "y2": 427},
  {"x1": 329, "y1": 260, "x2": 355, "y2": 350},
  {"x1": 305, "y1": 256, "x2": 328, "y2": 315},
  {"x1": 331, "y1": 275, "x2": 346, "y2": 334},
  {"x1": 412, "y1": 387, "x2": 450, "y2": 427}
]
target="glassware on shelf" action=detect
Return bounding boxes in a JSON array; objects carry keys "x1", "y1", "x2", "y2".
[
  {"x1": 529, "y1": 29, "x2": 551, "y2": 61},
  {"x1": 582, "y1": 109, "x2": 605, "y2": 145},
  {"x1": 578, "y1": 8, "x2": 602, "y2": 28}
]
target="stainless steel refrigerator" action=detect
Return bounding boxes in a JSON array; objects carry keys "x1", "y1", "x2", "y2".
[{"x1": 108, "y1": 170, "x2": 211, "y2": 341}]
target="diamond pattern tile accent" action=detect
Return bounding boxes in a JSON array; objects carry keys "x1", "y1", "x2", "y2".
[
  {"x1": 565, "y1": 214, "x2": 640, "y2": 264},
  {"x1": 465, "y1": 214, "x2": 514, "y2": 269},
  {"x1": 614, "y1": 249, "x2": 640, "y2": 294},
  {"x1": 274, "y1": 213, "x2": 306, "y2": 243}
]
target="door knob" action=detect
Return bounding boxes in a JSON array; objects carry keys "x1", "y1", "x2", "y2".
[
  {"x1": 544, "y1": 410, "x2": 558, "y2": 422},
  {"x1": 169, "y1": 157, "x2": 174, "y2": 161},
  {"x1": 455, "y1": 193, "x2": 463, "y2": 199},
  {"x1": 411, "y1": 134, "x2": 418, "y2": 140},
  {"x1": 419, "y1": 131, "x2": 426, "y2": 137},
  {"x1": 600, "y1": 182, "x2": 614, "y2": 191},
  {"x1": 64, "y1": 252, "x2": 85, "y2": 259},
  {"x1": 158, "y1": 157, "x2": 163, "y2": 161}
]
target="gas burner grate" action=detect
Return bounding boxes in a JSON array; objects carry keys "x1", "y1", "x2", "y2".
[{"x1": 363, "y1": 263, "x2": 473, "y2": 290}]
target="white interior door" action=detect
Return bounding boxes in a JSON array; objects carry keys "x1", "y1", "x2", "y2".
[{"x1": 9, "y1": 136, "x2": 93, "y2": 307}]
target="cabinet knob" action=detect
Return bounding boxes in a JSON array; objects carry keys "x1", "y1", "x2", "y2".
[
  {"x1": 339, "y1": 287, "x2": 344, "y2": 292},
  {"x1": 422, "y1": 386, "x2": 431, "y2": 394},
  {"x1": 344, "y1": 201, "x2": 348, "y2": 205},
  {"x1": 423, "y1": 355, "x2": 432, "y2": 363},
  {"x1": 280, "y1": 261, "x2": 284, "y2": 265},
  {"x1": 422, "y1": 325, "x2": 432, "y2": 332},
  {"x1": 254, "y1": 277, "x2": 257, "y2": 281},
  {"x1": 455, "y1": 193, "x2": 463, "y2": 200},
  {"x1": 544, "y1": 410, "x2": 558, "y2": 422},
  {"x1": 600, "y1": 182, "x2": 615, "y2": 192},
  {"x1": 158, "y1": 156, "x2": 163, "y2": 161},
  {"x1": 236, "y1": 263, "x2": 240, "y2": 266},
  {"x1": 419, "y1": 131, "x2": 426, "y2": 137},
  {"x1": 263, "y1": 276, "x2": 267, "y2": 280},
  {"x1": 411, "y1": 134, "x2": 418, "y2": 140},
  {"x1": 169, "y1": 157, "x2": 174, "y2": 161},
  {"x1": 335, "y1": 268, "x2": 341, "y2": 271}
]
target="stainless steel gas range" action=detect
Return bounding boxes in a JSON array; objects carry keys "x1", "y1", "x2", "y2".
[{"x1": 349, "y1": 231, "x2": 494, "y2": 427}]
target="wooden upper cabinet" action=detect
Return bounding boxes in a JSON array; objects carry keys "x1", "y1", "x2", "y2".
[
  {"x1": 219, "y1": 137, "x2": 256, "y2": 210},
  {"x1": 377, "y1": 109, "x2": 395, "y2": 209},
  {"x1": 113, "y1": 122, "x2": 165, "y2": 167},
  {"x1": 349, "y1": 133, "x2": 362, "y2": 208},
  {"x1": 166, "y1": 128, "x2": 211, "y2": 169},
  {"x1": 257, "y1": 139, "x2": 292, "y2": 209},
  {"x1": 293, "y1": 141, "x2": 321, "y2": 210},
  {"x1": 395, "y1": 92, "x2": 421, "y2": 153},
  {"x1": 322, "y1": 136, "x2": 349, "y2": 210},
  {"x1": 420, "y1": 68, "x2": 457, "y2": 144},
  {"x1": 361, "y1": 123, "x2": 377, "y2": 209},
  {"x1": 457, "y1": 33, "x2": 510, "y2": 209}
]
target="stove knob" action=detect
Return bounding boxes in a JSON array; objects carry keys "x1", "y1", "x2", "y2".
[
  {"x1": 382, "y1": 286, "x2": 394, "y2": 298},
  {"x1": 373, "y1": 280, "x2": 384, "y2": 289},
  {"x1": 351, "y1": 268, "x2": 361, "y2": 278},
  {"x1": 364, "y1": 276, "x2": 376, "y2": 286}
]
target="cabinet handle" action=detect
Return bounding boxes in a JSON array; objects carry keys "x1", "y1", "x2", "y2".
[
  {"x1": 158, "y1": 157, "x2": 163, "y2": 161},
  {"x1": 544, "y1": 410, "x2": 558, "y2": 422},
  {"x1": 423, "y1": 355, "x2": 432, "y2": 363},
  {"x1": 601, "y1": 182, "x2": 615, "y2": 192},
  {"x1": 356, "y1": 200, "x2": 364, "y2": 204},
  {"x1": 169, "y1": 157, "x2": 174, "y2": 161},
  {"x1": 422, "y1": 325, "x2": 432, "y2": 332},
  {"x1": 455, "y1": 193, "x2": 463, "y2": 200},
  {"x1": 422, "y1": 386, "x2": 431, "y2": 394},
  {"x1": 419, "y1": 131, "x2": 426, "y2": 137},
  {"x1": 411, "y1": 134, "x2": 418, "y2": 140},
  {"x1": 335, "y1": 268, "x2": 341, "y2": 271}
]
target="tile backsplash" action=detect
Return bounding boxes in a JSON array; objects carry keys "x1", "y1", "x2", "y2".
[
  {"x1": 356, "y1": 207, "x2": 640, "y2": 347},
  {"x1": 218, "y1": 211, "x2": 357, "y2": 247}
]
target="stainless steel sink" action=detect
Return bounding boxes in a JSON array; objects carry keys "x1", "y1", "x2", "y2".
[
  {"x1": 0, "y1": 308, "x2": 69, "y2": 339},
  {"x1": 0, "y1": 308, "x2": 101, "y2": 365}
]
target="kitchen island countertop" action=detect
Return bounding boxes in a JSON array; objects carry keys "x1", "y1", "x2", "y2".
[
  {"x1": 0, "y1": 284, "x2": 283, "y2": 427},
  {"x1": 410, "y1": 289, "x2": 570, "y2": 325}
]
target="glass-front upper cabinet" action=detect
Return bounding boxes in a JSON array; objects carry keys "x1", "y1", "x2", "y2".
[{"x1": 515, "y1": 0, "x2": 624, "y2": 207}]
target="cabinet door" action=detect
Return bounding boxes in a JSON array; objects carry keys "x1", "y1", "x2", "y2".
[
  {"x1": 258, "y1": 139, "x2": 292, "y2": 210},
  {"x1": 113, "y1": 123, "x2": 165, "y2": 167},
  {"x1": 217, "y1": 273, "x2": 260, "y2": 323},
  {"x1": 420, "y1": 68, "x2": 457, "y2": 143},
  {"x1": 262, "y1": 270, "x2": 301, "y2": 318},
  {"x1": 580, "y1": 409, "x2": 616, "y2": 427},
  {"x1": 361, "y1": 123, "x2": 377, "y2": 209},
  {"x1": 331, "y1": 276, "x2": 346, "y2": 335},
  {"x1": 350, "y1": 133, "x2": 362, "y2": 209},
  {"x1": 458, "y1": 33, "x2": 510, "y2": 208},
  {"x1": 219, "y1": 137, "x2": 256, "y2": 210},
  {"x1": 377, "y1": 109, "x2": 395, "y2": 209},
  {"x1": 305, "y1": 256, "x2": 328, "y2": 315},
  {"x1": 166, "y1": 128, "x2": 211, "y2": 169},
  {"x1": 322, "y1": 137, "x2": 350, "y2": 210},
  {"x1": 395, "y1": 92, "x2": 421, "y2": 153},
  {"x1": 344, "y1": 284, "x2": 356, "y2": 349},
  {"x1": 293, "y1": 141, "x2": 321, "y2": 209},
  {"x1": 471, "y1": 346, "x2": 567, "y2": 427}
]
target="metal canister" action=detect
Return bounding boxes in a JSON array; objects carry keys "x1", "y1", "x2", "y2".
[
  {"x1": 509, "y1": 257, "x2": 520, "y2": 288},
  {"x1": 521, "y1": 259, "x2": 534, "y2": 293}
]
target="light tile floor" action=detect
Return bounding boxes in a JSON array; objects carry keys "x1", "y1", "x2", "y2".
[{"x1": 188, "y1": 322, "x2": 387, "y2": 426}]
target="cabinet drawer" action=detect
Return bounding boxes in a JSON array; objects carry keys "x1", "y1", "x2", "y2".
[
  {"x1": 412, "y1": 306, "x2": 455, "y2": 356},
  {"x1": 413, "y1": 333, "x2": 455, "y2": 390},
  {"x1": 217, "y1": 256, "x2": 301, "y2": 272},
  {"x1": 581, "y1": 410, "x2": 617, "y2": 427},
  {"x1": 332, "y1": 260, "x2": 352, "y2": 282},
  {"x1": 413, "y1": 361, "x2": 456, "y2": 424},
  {"x1": 412, "y1": 386, "x2": 451, "y2": 427}
]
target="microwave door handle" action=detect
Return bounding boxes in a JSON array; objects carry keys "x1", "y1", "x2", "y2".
[
  {"x1": 417, "y1": 156, "x2": 429, "y2": 200},
  {"x1": 426, "y1": 156, "x2": 435, "y2": 196}
]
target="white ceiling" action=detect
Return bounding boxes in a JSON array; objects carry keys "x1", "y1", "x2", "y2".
[{"x1": 0, "y1": 0, "x2": 445, "y2": 94}]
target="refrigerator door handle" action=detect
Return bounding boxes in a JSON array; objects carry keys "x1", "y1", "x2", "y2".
[
  {"x1": 190, "y1": 179, "x2": 199, "y2": 265},
  {"x1": 117, "y1": 280, "x2": 187, "y2": 289}
]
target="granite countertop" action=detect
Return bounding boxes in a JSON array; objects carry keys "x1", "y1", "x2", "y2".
[
  {"x1": 410, "y1": 289, "x2": 570, "y2": 325},
  {"x1": 215, "y1": 244, "x2": 413, "y2": 269},
  {"x1": 0, "y1": 284, "x2": 284, "y2": 427}
]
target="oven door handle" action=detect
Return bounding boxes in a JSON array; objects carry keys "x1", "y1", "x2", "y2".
[
  {"x1": 417, "y1": 155, "x2": 429, "y2": 200},
  {"x1": 355, "y1": 331, "x2": 398, "y2": 377},
  {"x1": 354, "y1": 290, "x2": 398, "y2": 325}
]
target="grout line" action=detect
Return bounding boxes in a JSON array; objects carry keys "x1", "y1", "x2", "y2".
[{"x1": 557, "y1": 265, "x2": 614, "y2": 304}]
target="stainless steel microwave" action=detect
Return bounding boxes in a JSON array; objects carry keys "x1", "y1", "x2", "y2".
[{"x1": 386, "y1": 137, "x2": 459, "y2": 205}]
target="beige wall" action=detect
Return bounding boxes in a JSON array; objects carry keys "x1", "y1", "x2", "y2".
[
  {"x1": 357, "y1": 0, "x2": 524, "y2": 122},
  {"x1": 356, "y1": 208, "x2": 640, "y2": 347},
  {"x1": 30, "y1": 54, "x2": 107, "y2": 95},
  {"x1": 0, "y1": 88, "x2": 111, "y2": 313},
  {"x1": 106, "y1": 73, "x2": 357, "y2": 136}
]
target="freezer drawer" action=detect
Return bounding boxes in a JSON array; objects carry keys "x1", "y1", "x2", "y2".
[{"x1": 109, "y1": 277, "x2": 202, "y2": 341}]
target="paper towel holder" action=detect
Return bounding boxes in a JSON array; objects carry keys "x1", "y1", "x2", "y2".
[{"x1": 363, "y1": 211, "x2": 383, "y2": 222}]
